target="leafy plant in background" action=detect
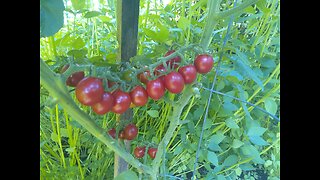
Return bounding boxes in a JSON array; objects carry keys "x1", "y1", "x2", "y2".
[{"x1": 40, "y1": 0, "x2": 280, "y2": 179}]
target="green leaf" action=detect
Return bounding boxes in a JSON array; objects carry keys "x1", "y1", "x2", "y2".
[
  {"x1": 232, "y1": 139, "x2": 244, "y2": 148},
  {"x1": 239, "y1": 163, "x2": 255, "y2": 171},
  {"x1": 66, "y1": 147, "x2": 75, "y2": 153},
  {"x1": 216, "y1": 175, "x2": 226, "y2": 180},
  {"x1": 114, "y1": 170, "x2": 138, "y2": 180},
  {"x1": 241, "y1": 145, "x2": 265, "y2": 164},
  {"x1": 70, "y1": 0, "x2": 86, "y2": 11},
  {"x1": 223, "y1": 91, "x2": 235, "y2": 103},
  {"x1": 72, "y1": 37, "x2": 85, "y2": 49},
  {"x1": 84, "y1": 11, "x2": 101, "y2": 18},
  {"x1": 209, "y1": 132, "x2": 225, "y2": 144},
  {"x1": 236, "y1": 84, "x2": 253, "y2": 120},
  {"x1": 249, "y1": 136, "x2": 269, "y2": 146},
  {"x1": 40, "y1": 0, "x2": 65, "y2": 38},
  {"x1": 225, "y1": 118, "x2": 239, "y2": 129},
  {"x1": 208, "y1": 141, "x2": 223, "y2": 152},
  {"x1": 147, "y1": 110, "x2": 159, "y2": 118},
  {"x1": 158, "y1": 25, "x2": 170, "y2": 43},
  {"x1": 177, "y1": 16, "x2": 190, "y2": 31},
  {"x1": 222, "y1": 155, "x2": 238, "y2": 167},
  {"x1": 264, "y1": 98, "x2": 278, "y2": 115},
  {"x1": 223, "y1": 102, "x2": 238, "y2": 112},
  {"x1": 247, "y1": 126, "x2": 267, "y2": 137},
  {"x1": 50, "y1": 132, "x2": 59, "y2": 142},
  {"x1": 207, "y1": 151, "x2": 219, "y2": 166}
]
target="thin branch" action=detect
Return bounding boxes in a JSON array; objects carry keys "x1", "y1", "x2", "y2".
[{"x1": 215, "y1": 0, "x2": 259, "y2": 20}]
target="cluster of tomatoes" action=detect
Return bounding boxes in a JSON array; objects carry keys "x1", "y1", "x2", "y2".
[
  {"x1": 60, "y1": 50, "x2": 214, "y2": 115},
  {"x1": 107, "y1": 122, "x2": 157, "y2": 159}
]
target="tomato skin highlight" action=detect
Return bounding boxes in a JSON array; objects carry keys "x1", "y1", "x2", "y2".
[
  {"x1": 164, "y1": 71, "x2": 185, "y2": 94},
  {"x1": 137, "y1": 71, "x2": 151, "y2": 84},
  {"x1": 111, "y1": 90, "x2": 132, "y2": 114},
  {"x1": 148, "y1": 147, "x2": 158, "y2": 159},
  {"x1": 76, "y1": 77, "x2": 104, "y2": 106},
  {"x1": 92, "y1": 92, "x2": 115, "y2": 115},
  {"x1": 60, "y1": 64, "x2": 85, "y2": 87},
  {"x1": 178, "y1": 65, "x2": 197, "y2": 84},
  {"x1": 194, "y1": 54, "x2": 214, "y2": 74},
  {"x1": 146, "y1": 78, "x2": 165, "y2": 100},
  {"x1": 164, "y1": 50, "x2": 181, "y2": 69},
  {"x1": 108, "y1": 128, "x2": 116, "y2": 139},
  {"x1": 134, "y1": 146, "x2": 146, "y2": 158},
  {"x1": 129, "y1": 86, "x2": 148, "y2": 106},
  {"x1": 124, "y1": 124, "x2": 138, "y2": 140}
]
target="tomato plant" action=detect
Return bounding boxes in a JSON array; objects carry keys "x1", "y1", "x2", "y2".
[
  {"x1": 92, "y1": 92, "x2": 114, "y2": 115},
  {"x1": 134, "y1": 146, "x2": 146, "y2": 158},
  {"x1": 147, "y1": 147, "x2": 157, "y2": 159},
  {"x1": 75, "y1": 77, "x2": 104, "y2": 106},
  {"x1": 164, "y1": 71, "x2": 185, "y2": 94},
  {"x1": 111, "y1": 90, "x2": 131, "y2": 114},
  {"x1": 137, "y1": 70, "x2": 150, "y2": 84},
  {"x1": 129, "y1": 86, "x2": 148, "y2": 106},
  {"x1": 146, "y1": 78, "x2": 165, "y2": 100},
  {"x1": 178, "y1": 65, "x2": 197, "y2": 84},
  {"x1": 194, "y1": 54, "x2": 214, "y2": 74},
  {"x1": 164, "y1": 50, "x2": 181, "y2": 69},
  {"x1": 124, "y1": 124, "x2": 138, "y2": 140},
  {"x1": 60, "y1": 64, "x2": 85, "y2": 87}
]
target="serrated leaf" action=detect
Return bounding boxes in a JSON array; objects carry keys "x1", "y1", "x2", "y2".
[
  {"x1": 225, "y1": 118, "x2": 239, "y2": 129},
  {"x1": 264, "y1": 98, "x2": 278, "y2": 115},
  {"x1": 114, "y1": 170, "x2": 138, "y2": 180},
  {"x1": 247, "y1": 126, "x2": 267, "y2": 137},
  {"x1": 249, "y1": 136, "x2": 269, "y2": 146},
  {"x1": 207, "y1": 151, "x2": 219, "y2": 166},
  {"x1": 147, "y1": 110, "x2": 159, "y2": 118},
  {"x1": 232, "y1": 139, "x2": 244, "y2": 148},
  {"x1": 84, "y1": 11, "x2": 101, "y2": 18},
  {"x1": 223, "y1": 155, "x2": 238, "y2": 167},
  {"x1": 40, "y1": 0, "x2": 65, "y2": 38}
]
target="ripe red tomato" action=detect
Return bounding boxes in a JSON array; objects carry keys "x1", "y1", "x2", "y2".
[
  {"x1": 92, "y1": 92, "x2": 115, "y2": 115},
  {"x1": 148, "y1": 147, "x2": 157, "y2": 159},
  {"x1": 119, "y1": 130, "x2": 125, "y2": 139},
  {"x1": 134, "y1": 146, "x2": 146, "y2": 158},
  {"x1": 154, "y1": 64, "x2": 167, "y2": 76},
  {"x1": 146, "y1": 78, "x2": 165, "y2": 100},
  {"x1": 137, "y1": 70, "x2": 150, "y2": 84},
  {"x1": 129, "y1": 86, "x2": 148, "y2": 106},
  {"x1": 124, "y1": 124, "x2": 138, "y2": 140},
  {"x1": 164, "y1": 50, "x2": 181, "y2": 69},
  {"x1": 111, "y1": 90, "x2": 131, "y2": 114},
  {"x1": 76, "y1": 77, "x2": 104, "y2": 106},
  {"x1": 60, "y1": 64, "x2": 85, "y2": 87},
  {"x1": 108, "y1": 128, "x2": 116, "y2": 139},
  {"x1": 194, "y1": 54, "x2": 214, "y2": 74},
  {"x1": 164, "y1": 72, "x2": 185, "y2": 94},
  {"x1": 178, "y1": 65, "x2": 197, "y2": 84}
]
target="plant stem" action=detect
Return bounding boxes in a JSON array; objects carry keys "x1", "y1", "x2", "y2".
[
  {"x1": 151, "y1": 85, "x2": 194, "y2": 179},
  {"x1": 40, "y1": 59, "x2": 153, "y2": 175}
]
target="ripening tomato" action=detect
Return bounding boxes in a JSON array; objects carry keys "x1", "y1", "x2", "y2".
[
  {"x1": 164, "y1": 72, "x2": 185, "y2": 94},
  {"x1": 76, "y1": 77, "x2": 104, "y2": 106},
  {"x1": 124, "y1": 124, "x2": 138, "y2": 140},
  {"x1": 178, "y1": 65, "x2": 197, "y2": 84},
  {"x1": 137, "y1": 70, "x2": 151, "y2": 84},
  {"x1": 60, "y1": 64, "x2": 85, "y2": 87},
  {"x1": 134, "y1": 146, "x2": 146, "y2": 158},
  {"x1": 111, "y1": 90, "x2": 131, "y2": 114},
  {"x1": 154, "y1": 64, "x2": 167, "y2": 76},
  {"x1": 92, "y1": 92, "x2": 115, "y2": 115},
  {"x1": 108, "y1": 128, "x2": 116, "y2": 139},
  {"x1": 148, "y1": 147, "x2": 157, "y2": 159},
  {"x1": 164, "y1": 50, "x2": 181, "y2": 69},
  {"x1": 146, "y1": 78, "x2": 165, "y2": 100},
  {"x1": 129, "y1": 86, "x2": 148, "y2": 106},
  {"x1": 194, "y1": 54, "x2": 214, "y2": 74}
]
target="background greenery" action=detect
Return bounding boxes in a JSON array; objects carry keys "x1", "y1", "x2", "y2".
[{"x1": 40, "y1": 0, "x2": 280, "y2": 179}]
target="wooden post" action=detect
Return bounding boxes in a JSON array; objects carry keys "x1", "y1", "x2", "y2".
[{"x1": 114, "y1": 0, "x2": 140, "y2": 177}]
